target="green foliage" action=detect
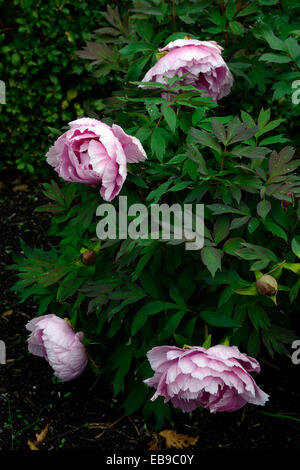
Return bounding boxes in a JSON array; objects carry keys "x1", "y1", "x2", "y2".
[
  {"x1": 9, "y1": 0, "x2": 300, "y2": 428},
  {"x1": 0, "y1": 0, "x2": 124, "y2": 176}
]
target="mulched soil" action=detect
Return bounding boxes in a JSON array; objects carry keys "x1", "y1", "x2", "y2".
[{"x1": 1, "y1": 172, "x2": 300, "y2": 453}]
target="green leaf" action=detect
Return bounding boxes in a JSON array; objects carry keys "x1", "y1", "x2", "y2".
[
  {"x1": 213, "y1": 216, "x2": 230, "y2": 244},
  {"x1": 263, "y1": 219, "x2": 288, "y2": 241},
  {"x1": 248, "y1": 218, "x2": 260, "y2": 234},
  {"x1": 250, "y1": 259, "x2": 270, "y2": 271},
  {"x1": 292, "y1": 236, "x2": 300, "y2": 258},
  {"x1": 284, "y1": 37, "x2": 300, "y2": 61},
  {"x1": 259, "y1": 53, "x2": 291, "y2": 64},
  {"x1": 169, "y1": 180, "x2": 192, "y2": 192},
  {"x1": 290, "y1": 278, "x2": 300, "y2": 302},
  {"x1": 161, "y1": 102, "x2": 177, "y2": 133},
  {"x1": 201, "y1": 246, "x2": 222, "y2": 278},
  {"x1": 223, "y1": 237, "x2": 245, "y2": 256},
  {"x1": 257, "y1": 200, "x2": 271, "y2": 219},
  {"x1": 258, "y1": 108, "x2": 271, "y2": 128},
  {"x1": 230, "y1": 216, "x2": 250, "y2": 230},
  {"x1": 200, "y1": 310, "x2": 240, "y2": 328},
  {"x1": 38, "y1": 266, "x2": 72, "y2": 287},
  {"x1": 211, "y1": 119, "x2": 227, "y2": 146},
  {"x1": 186, "y1": 144, "x2": 208, "y2": 175},
  {"x1": 169, "y1": 285, "x2": 187, "y2": 308},
  {"x1": 202, "y1": 334, "x2": 212, "y2": 349},
  {"x1": 192, "y1": 108, "x2": 205, "y2": 126},
  {"x1": 159, "y1": 310, "x2": 185, "y2": 340},
  {"x1": 236, "y1": 4, "x2": 260, "y2": 17},
  {"x1": 247, "y1": 329, "x2": 261, "y2": 358},
  {"x1": 248, "y1": 304, "x2": 270, "y2": 331},
  {"x1": 190, "y1": 128, "x2": 222, "y2": 154},
  {"x1": 230, "y1": 146, "x2": 271, "y2": 159},
  {"x1": 234, "y1": 285, "x2": 258, "y2": 296},
  {"x1": 151, "y1": 128, "x2": 169, "y2": 161},
  {"x1": 225, "y1": 0, "x2": 236, "y2": 20},
  {"x1": 119, "y1": 43, "x2": 152, "y2": 56},
  {"x1": 131, "y1": 300, "x2": 178, "y2": 336},
  {"x1": 259, "y1": 25, "x2": 286, "y2": 51},
  {"x1": 113, "y1": 346, "x2": 133, "y2": 395},
  {"x1": 146, "y1": 103, "x2": 161, "y2": 121},
  {"x1": 229, "y1": 20, "x2": 244, "y2": 36},
  {"x1": 218, "y1": 286, "x2": 234, "y2": 307},
  {"x1": 127, "y1": 54, "x2": 152, "y2": 81},
  {"x1": 255, "y1": 119, "x2": 285, "y2": 139},
  {"x1": 124, "y1": 384, "x2": 147, "y2": 415},
  {"x1": 259, "y1": 135, "x2": 289, "y2": 145},
  {"x1": 207, "y1": 204, "x2": 248, "y2": 216}
]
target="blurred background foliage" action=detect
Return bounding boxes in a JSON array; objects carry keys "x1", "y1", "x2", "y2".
[
  {"x1": 1, "y1": 0, "x2": 300, "y2": 177},
  {"x1": 0, "y1": 0, "x2": 126, "y2": 176}
]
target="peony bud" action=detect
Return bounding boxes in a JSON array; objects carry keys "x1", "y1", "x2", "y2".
[
  {"x1": 256, "y1": 274, "x2": 278, "y2": 296},
  {"x1": 81, "y1": 250, "x2": 97, "y2": 266}
]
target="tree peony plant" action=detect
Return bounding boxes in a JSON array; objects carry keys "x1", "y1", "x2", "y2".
[
  {"x1": 140, "y1": 39, "x2": 233, "y2": 101},
  {"x1": 26, "y1": 314, "x2": 88, "y2": 382},
  {"x1": 144, "y1": 345, "x2": 269, "y2": 413},
  {"x1": 46, "y1": 117, "x2": 147, "y2": 201}
]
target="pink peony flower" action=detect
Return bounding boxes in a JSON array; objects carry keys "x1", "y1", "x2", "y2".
[
  {"x1": 46, "y1": 117, "x2": 147, "y2": 201},
  {"x1": 140, "y1": 39, "x2": 233, "y2": 101},
  {"x1": 26, "y1": 314, "x2": 88, "y2": 382},
  {"x1": 144, "y1": 344, "x2": 269, "y2": 413}
]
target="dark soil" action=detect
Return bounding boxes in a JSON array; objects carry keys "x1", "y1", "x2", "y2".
[{"x1": 1, "y1": 173, "x2": 300, "y2": 453}]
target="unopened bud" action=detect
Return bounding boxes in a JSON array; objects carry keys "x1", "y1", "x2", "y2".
[
  {"x1": 81, "y1": 250, "x2": 97, "y2": 266},
  {"x1": 256, "y1": 274, "x2": 278, "y2": 296}
]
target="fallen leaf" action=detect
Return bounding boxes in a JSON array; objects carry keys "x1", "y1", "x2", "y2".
[
  {"x1": 1, "y1": 310, "x2": 13, "y2": 322},
  {"x1": 12, "y1": 184, "x2": 29, "y2": 192},
  {"x1": 148, "y1": 433, "x2": 160, "y2": 450},
  {"x1": 159, "y1": 429, "x2": 199, "y2": 449},
  {"x1": 28, "y1": 424, "x2": 49, "y2": 450}
]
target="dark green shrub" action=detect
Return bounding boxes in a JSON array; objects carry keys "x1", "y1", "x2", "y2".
[{"x1": 10, "y1": 0, "x2": 300, "y2": 427}]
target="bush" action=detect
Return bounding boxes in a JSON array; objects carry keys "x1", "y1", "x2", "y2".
[
  {"x1": 0, "y1": 0, "x2": 121, "y2": 176},
  {"x1": 11, "y1": 0, "x2": 300, "y2": 427}
]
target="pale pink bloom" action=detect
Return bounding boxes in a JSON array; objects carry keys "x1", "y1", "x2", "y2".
[
  {"x1": 26, "y1": 314, "x2": 88, "y2": 382},
  {"x1": 46, "y1": 118, "x2": 147, "y2": 201},
  {"x1": 140, "y1": 39, "x2": 233, "y2": 101},
  {"x1": 144, "y1": 345, "x2": 269, "y2": 413}
]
